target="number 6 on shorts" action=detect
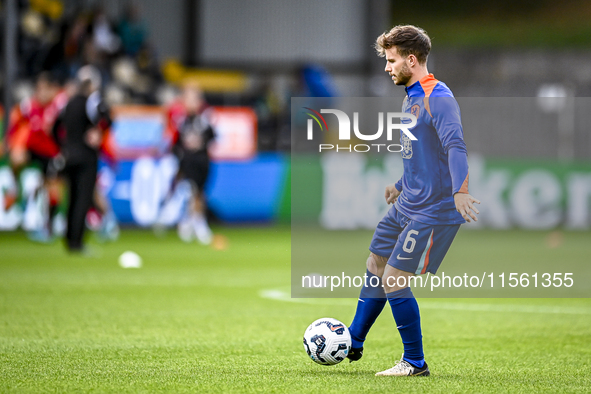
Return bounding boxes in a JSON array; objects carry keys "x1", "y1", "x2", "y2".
[{"x1": 403, "y1": 230, "x2": 419, "y2": 253}]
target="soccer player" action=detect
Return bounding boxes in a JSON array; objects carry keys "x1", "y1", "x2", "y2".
[
  {"x1": 346, "y1": 25, "x2": 480, "y2": 376},
  {"x1": 162, "y1": 82, "x2": 215, "y2": 244},
  {"x1": 5, "y1": 72, "x2": 65, "y2": 241}
]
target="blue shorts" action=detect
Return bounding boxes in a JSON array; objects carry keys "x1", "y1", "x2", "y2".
[{"x1": 369, "y1": 206, "x2": 460, "y2": 275}]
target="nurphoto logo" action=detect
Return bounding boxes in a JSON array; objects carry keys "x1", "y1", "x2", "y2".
[{"x1": 303, "y1": 107, "x2": 417, "y2": 153}]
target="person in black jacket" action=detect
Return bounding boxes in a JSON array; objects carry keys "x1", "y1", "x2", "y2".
[
  {"x1": 158, "y1": 83, "x2": 215, "y2": 244},
  {"x1": 174, "y1": 109, "x2": 216, "y2": 245},
  {"x1": 55, "y1": 65, "x2": 111, "y2": 252}
]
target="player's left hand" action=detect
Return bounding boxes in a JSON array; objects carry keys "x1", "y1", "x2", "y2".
[
  {"x1": 384, "y1": 184, "x2": 401, "y2": 204},
  {"x1": 454, "y1": 193, "x2": 480, "y2": 222}
]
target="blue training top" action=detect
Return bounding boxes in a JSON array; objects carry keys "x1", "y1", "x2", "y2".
[{"x1": 394, "y1": 73, "x2": 468, "y2": 225}]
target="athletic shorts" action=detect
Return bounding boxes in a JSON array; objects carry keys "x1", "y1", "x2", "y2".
[
  {"x1": 29, "y1": 152, "x2": 51, "y2": 175},
  {"x1": 369, "y1": 205, "x2": 460, "y2": 275},
  {"x1": 179, "y1": 151, "x2": 210, "y2": 191}
]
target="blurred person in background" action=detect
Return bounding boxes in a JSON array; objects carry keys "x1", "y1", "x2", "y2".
[
  {"x1": 0, "y1": 106, "x2": 4, "y2": 158},
  {"x1": 54, "y1": 65, "x2": 111, "y2": 252},
  {"x1": 117, "y1": 3, "x2": 147, "y2": 58},
  {"x1": 15, "y1": 3, "x2": 162, "y2": 107},
  {"x1": 18, "y1": 0, "x2": 64, "y2": 77},
  {"x1": 86, "y1": 137, "x2": 120, "y2": 243},
  {"x1": 161, "y1": 82, "x2": 215, "y2": 245},
  {"x1": 7, "y1": 72, "x2": 61, "y2": 173},
  {"x1": 5, "y1": 72, "x2": 67, "y2": 242}
]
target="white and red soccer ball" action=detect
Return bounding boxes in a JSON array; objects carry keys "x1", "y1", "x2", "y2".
[{"x1": 303, "y1": 317, "x2": 351, "y2": 365}]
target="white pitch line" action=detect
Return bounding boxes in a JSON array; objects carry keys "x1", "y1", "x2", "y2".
[
  {"x1": 259, "y1": 288, "x2": 350, "y2": 305},
  {"x1": 259, "y1": 288, "x2": 591, "y2": 315},
  {"x1": 419, "y1": 302, "x2": 591, "y2": 315}
]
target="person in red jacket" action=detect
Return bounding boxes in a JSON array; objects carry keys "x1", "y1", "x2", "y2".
[
  {"x1": 7, "y1": 73, "x2": 62, "y2": 169},
  {"x1": 6, "y1": 72, "x2": 66, "y2": 241}
]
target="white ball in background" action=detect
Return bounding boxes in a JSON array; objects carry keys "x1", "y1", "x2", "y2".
[{"x1": 118, "y1": 251, "x2": 142, "y2": 268}]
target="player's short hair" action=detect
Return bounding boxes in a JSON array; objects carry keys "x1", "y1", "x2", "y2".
[{"x1": 375, "y1": 25, "x2": 431, "y2": 64}]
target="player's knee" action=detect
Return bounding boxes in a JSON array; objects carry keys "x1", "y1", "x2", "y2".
[
  {"x1": 382, "y1": 274, "x2": 403, "y2": 293},
  {"x1": 366, "y1": 254, "x2": 377, "y2": 274},
  {"x1": 366, "y1": 253, "x2": 387, "y2": 277},
  {"x1": 382, "y1": 270, "x2": 413, "y2": 293}
]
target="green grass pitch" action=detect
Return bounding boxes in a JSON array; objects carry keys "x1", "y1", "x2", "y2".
[{"x1": 1, "y1": 226, "x2": 590, "y2": 393}]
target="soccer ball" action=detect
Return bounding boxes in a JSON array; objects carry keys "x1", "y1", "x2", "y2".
[
  {"x1": 118, "y1": 251, "x2": 142, "y2": 268},
  {"x1": 303, "y1": 317, "x2": 351, "y2": 365}
]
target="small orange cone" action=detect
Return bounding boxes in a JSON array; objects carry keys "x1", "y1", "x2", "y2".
[{"x1": 211, "y1": 234, "x2": 229, "y2": 251}]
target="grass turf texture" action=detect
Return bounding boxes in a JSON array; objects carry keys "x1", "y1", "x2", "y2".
[{"x1": 1, "y1": 227, "x2": 590, "y2": 393}]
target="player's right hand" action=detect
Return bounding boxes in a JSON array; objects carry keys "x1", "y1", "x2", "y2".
[
  {"x1": 454, "y1": 193, "x2": 481, "y2": 222},
  {"x1": 84, "y1": 127, "x2": 102, "y2": 149},
  {"x1": 385, "y1": 184, "x2": 401, "y2": 204}
]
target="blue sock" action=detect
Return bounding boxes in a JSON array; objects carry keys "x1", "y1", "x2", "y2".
[
  {"x1": 387, "y1": 287, "x2": 425, "y2": 368},
  {"x1": 348, "y1": 270, "x2": 386, "y2": 349}
]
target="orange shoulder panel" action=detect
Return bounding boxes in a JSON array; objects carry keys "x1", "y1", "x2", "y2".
[
  {"x1": 420, "y1": 74, "x2": 439, "y2": 118},
  {"x1": 419, "y1": 74, "x2": 439, "y2": 98}
]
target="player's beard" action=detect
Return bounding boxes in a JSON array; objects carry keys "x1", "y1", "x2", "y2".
[{"x1": 393, "y1": 63, "x2": 412, "y2": 86}]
